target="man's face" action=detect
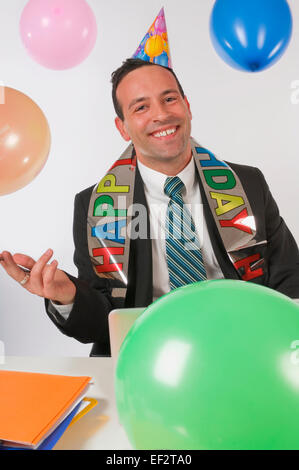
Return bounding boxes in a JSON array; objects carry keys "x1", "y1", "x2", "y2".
[{"x1": 115, "y1": 65, "x2": 192, "y2": 168}]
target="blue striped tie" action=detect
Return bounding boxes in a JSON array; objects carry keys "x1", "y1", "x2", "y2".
[{"x1": 164, "y1": 176, "x2": 207, "y2": 289}]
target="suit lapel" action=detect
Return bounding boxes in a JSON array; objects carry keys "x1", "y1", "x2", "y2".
[{"x1": 125, "y1": 165, "x2": 153, "y2": 307}]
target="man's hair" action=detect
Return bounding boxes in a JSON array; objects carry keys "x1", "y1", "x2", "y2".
[{"x1": 111, "y1": 58, "x2": 185, "y2": 121}]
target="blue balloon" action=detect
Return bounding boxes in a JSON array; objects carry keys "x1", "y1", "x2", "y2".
[
  {"x1": 140, "y1": 33, "x2": 150, "y2": 49},
  {"x1": 210, "y1": 0, "x2": 292, "y2": 72},
  {"x1": 133, "y1": 48, "x2": 150, "y2": 62},
  {"x1": 154, "y1": 51, "x2": 169, "y2": 67}
]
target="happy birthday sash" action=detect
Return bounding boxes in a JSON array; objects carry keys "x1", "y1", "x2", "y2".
[{"x1": 87, "y1": 137, "x2": 267, "y2": 299}]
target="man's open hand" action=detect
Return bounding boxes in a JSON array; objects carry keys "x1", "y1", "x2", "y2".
[{"x1": 0, "y1": 249, "x2": 76, "y2": 305}]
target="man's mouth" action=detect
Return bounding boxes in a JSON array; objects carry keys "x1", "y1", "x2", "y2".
[{"x1": 150, "y1": 126, "x2": 179, "y2": 139}]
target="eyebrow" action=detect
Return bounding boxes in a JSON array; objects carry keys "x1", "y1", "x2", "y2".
[
  {"x1": 128, "y1": 96, "x2": 148, "y2": 110},
  {"x1": 128, "y1": 89, "x2": 180, "y2": 110}
]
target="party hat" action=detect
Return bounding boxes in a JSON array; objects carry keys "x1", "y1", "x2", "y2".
[{"x1": 132, "y1": 7, "x2": 172, "y2": 69}]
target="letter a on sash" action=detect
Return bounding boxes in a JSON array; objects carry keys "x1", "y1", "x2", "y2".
[{"x1": 210, "y1": 192, "x2": 244, "y2": 216}]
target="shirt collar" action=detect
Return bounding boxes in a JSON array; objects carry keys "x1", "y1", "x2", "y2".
[{"x1": 137, "y1": 156, "x2": 197, "y2": 201}]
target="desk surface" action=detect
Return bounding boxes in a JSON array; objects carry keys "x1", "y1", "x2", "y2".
[{"x1": 0, "y1": 356, "x2": 132, "y2": 450}]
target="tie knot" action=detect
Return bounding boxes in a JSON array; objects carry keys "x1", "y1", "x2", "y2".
[{"x1": 164, "y1": 176, "x2": 185, "y2": 198}]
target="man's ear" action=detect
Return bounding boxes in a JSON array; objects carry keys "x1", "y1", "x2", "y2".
[
  {"x1": 184, "y1": 95, "x2": 192, "y2": 120},
  {"x1": 115, "y1": 117, "x2": 131, "y2": 142}
]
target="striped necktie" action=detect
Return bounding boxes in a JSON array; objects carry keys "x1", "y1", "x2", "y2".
[{"x1": 164, "y1": 176, "x2": 207, "y2": 289}]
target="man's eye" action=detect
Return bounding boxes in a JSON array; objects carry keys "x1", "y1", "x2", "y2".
[
  {"x1": 165, "y1": 96, "x2": 176, "y2": 102},
  {"x1": 135, "y1": 105, "x2": 146, "y2": 112}
]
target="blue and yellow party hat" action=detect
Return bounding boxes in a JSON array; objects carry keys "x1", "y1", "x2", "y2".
[{"x1": 132, "y1": 7, "x2": 172, "y2": 69}]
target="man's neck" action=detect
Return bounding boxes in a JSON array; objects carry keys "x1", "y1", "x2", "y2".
[{"x1": 136, "y1": 150, "x2": 193, "y2": 176}]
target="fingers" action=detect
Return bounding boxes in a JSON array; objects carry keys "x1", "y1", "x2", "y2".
[
  {"x1": 0, "y1": 251, "x2": 30, "y2": 284},
  {"x1": 28, "y1": 249, "x2": 54, "y2": 292},
  {"x1": 0, "y1": 249, "x2": 57, "y2": 296},
  {"x1": 42, "y1": 259, "x2": 59, "y2": 288},
  {"x1": 12, "y1": 253, "x2": 36, "y2": 270}
]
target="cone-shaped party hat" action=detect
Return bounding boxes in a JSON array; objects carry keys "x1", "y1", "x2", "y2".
[{"x1": 132, "y1": 7, "x2": 172, "y2": 69}]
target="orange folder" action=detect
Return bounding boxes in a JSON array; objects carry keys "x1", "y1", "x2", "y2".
[{"x1": 0, "y1": 370, "x2": 92, "y2": 449}]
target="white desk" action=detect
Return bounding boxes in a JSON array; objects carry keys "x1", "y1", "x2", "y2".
[{"x1": 0, "y1": 356, "x2": 132, "y2": 450}]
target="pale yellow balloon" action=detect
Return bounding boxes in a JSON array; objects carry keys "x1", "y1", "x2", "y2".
[{"x1": 0, "y1": 87, "x2": 51, "y2": 196}]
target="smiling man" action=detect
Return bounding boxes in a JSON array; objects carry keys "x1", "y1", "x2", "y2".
[
  {"x1": 1, "y1": 58, "x2": 299, "y2": 356},
  {"x1": 43, "y1": 58, "x2": 299, "y2": 354}
]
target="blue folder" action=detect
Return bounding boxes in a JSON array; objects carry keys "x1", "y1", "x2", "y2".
[{"x1": 0, "y1": 401, "x2": 82, "y2": 451}]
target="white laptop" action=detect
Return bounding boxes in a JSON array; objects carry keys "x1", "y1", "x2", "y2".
[{"x1": 108, "y1": 307, "x2": 146, "y2": 364}]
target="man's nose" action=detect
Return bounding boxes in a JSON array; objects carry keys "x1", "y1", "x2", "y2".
[{"x1": 151, "y1": 101, "x2": 170, "y2": 122}]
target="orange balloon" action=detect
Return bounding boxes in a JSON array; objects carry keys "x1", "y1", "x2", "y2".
[
  {"x1": 0, "y1": 87, "x2": 51, "y2": 196},
  {"x1": 144, "y1": 35, "x2": 164, "y2": 58}
]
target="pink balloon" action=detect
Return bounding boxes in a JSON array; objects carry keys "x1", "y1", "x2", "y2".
[{"x1": 20, "y1": 0, "x2": 97, "y2": 70}]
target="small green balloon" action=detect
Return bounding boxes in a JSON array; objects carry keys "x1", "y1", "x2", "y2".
[{"x1": 115, "y1": 280, "x2": 299, "y2": 450}]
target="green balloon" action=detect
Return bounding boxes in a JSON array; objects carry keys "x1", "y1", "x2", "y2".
[{"x1": 115, "y1": 280, "x2": 299, "y2": 450}]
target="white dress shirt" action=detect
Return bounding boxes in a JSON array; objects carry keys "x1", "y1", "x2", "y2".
[{"x1": 50, "y1": 156, "x2": 224, "y2": 319}]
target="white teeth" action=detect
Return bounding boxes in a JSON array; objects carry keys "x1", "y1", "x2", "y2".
[{"x1": 153, "y1": 128, "x2": 176, "y2": 138}]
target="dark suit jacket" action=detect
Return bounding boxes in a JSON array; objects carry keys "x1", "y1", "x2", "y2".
[{"x1": 45, "y1": 162, "x2": 299, "y2": 356}]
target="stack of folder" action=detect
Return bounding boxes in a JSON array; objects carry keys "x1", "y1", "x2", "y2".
[{"x1": 0, "y1": 370, "x2": 95, "y2": 450}]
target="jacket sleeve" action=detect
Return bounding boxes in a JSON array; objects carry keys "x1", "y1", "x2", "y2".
[
  {"x1": 259, "y1": 168, "x2": 299, "y2": 298},
  {"x1": 44, "y1": 189, "x2": 125, "y2": 349}
]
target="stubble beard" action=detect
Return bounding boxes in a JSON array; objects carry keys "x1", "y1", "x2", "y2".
[{"x1": 137, "y1": 125, "x2": 191, "y2": 168}]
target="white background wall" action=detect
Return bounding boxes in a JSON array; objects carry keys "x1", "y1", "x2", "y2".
[{"x1": 1, "y1": 0, "x2": 299, "y2": 356}]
